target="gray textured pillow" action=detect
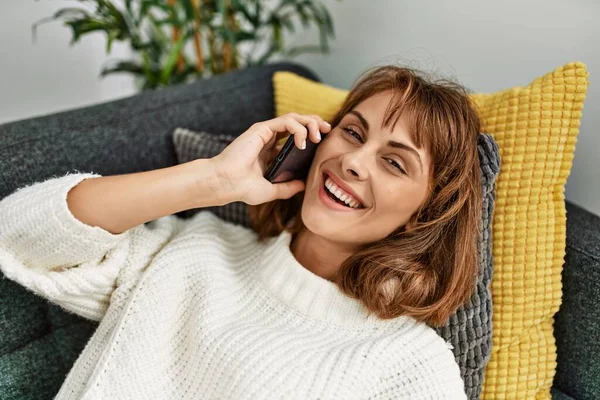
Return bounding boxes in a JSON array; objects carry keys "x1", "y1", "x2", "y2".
[{"x1": 172, "y1": 127, "x2": 500, "y2": 400}]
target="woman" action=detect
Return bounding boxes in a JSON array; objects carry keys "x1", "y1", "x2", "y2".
[{"x1": 0, "y1": 66, "x2": 481, "y2": 399}]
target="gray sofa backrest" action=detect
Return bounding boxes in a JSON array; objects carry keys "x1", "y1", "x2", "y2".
[{"x1": 0, "y1": 62, "x2": 319, "y2": 199}]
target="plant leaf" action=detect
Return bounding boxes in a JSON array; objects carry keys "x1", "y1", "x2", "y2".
[
  {"x1": 106, "y1": 30, "x2": 119, "y2": 52},
  {"x1": 146, "y1": 13, "x2": 169, "y2": 46},
  {"x1": 159, "y1": 32, "x2": 187, "y2": 84},
  {"x1": 140, "y1": 1, "x2": 177, "y2": 17},
  {"x1": 272, "y1": 18, "x2": 283, "y2": 51},
  {"x1": 318, "y1": 23, "x2": 330, "y2": 52},
  {"x1": 153, "y1": 16, "x2": 183, "y2": 27},
  {"x1": 232, "y1": 0, "x2": 259, "y2": 28},
  {"x1": 97, "y1": 0, "x2": 128, "y2": 32},
  {"x1": 180, "y1": 0, "x2": 196, "y2": 21},
  {"x1": 100, "y1": 60, "x2": 145, "y2": 77},
  {"x1": 233, "y1": 30, "x2": 257, "y2": 42},
  {"x1": 322, "y1": 4, "x2": 335, "y2": 36},
  {"x1": 279, "y1": 15, "x2": 295, "y2": 33},
  {"x1": 295, "y1": 3, "x2": 310, "y2": 28},
  {"x1": 308, "y1": 2, "x2": 335, "y2": 37},
  {"x1": 171, "y1": 64, "x2": 198, "y2": 84},
  {"x1": 67, "y1": 19, "x2": 115, "y2": 43},
  {"x1": 32, "y1": 7, "x2": 90, "y2": 43},
  {"x1": 141, "y1": 50, "x2": 160, "y2": 89},
  {"x1": 255, "y1": 1, "x2": 262, "y2": 27},
  {"x1": 52, "y1": 7, "x2": 92, "y2": 20}
]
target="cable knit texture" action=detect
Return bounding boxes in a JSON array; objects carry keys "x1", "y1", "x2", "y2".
[{"x1": 0, "y1": 173, "x2": 466, "y2": 400}]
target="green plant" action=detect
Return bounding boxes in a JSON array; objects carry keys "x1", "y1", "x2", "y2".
[{"x1": 34, "y1": 0, "x2": 338, "y2": 90}]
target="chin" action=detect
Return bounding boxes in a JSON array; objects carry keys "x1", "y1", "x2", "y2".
[
  {"x1": 298, "y1": 191, "x2": 356, "y2": 243},
  {"x1": 299, "y1": 205, "x2": 331, "y2": 235}
]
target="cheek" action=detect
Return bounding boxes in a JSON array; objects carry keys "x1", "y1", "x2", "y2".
[
  {"x1": 309, "y1": 139, "x2": 344, "y2": 172},
  {"x1": 379, "y1": 182, "x2": 427, "y2": 215},
  {"x1": 318, "y1": 134, "x2": 345, "y2": 156}
]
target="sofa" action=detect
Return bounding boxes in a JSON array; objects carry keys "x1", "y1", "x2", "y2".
[{"x1": 0, "y1": 62, "x2": 598, "y2": 400}]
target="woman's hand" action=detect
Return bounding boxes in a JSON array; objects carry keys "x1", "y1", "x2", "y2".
[{"x1": 211, "y1": 113, "x2": 331, "y2": 205}]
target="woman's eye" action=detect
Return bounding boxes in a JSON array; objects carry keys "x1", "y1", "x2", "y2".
[
  {"x1": 386, "y1": 158, "x2": 407, "y2": 175},
  {"x1": 342, "y1": 127, "x2": 407, "y2": 175},
  {"x1": 343, "y1": 127, "x2": 363, "y2": 143}
]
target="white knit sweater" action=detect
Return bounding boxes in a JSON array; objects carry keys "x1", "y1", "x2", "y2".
[{"x1": 0, "y1": 173, "x2": 466, "y2": 400}]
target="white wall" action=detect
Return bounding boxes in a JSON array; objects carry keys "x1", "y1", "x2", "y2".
[
  {"x1": 1, "y1": 0, "x2": 598, "y2": 215},
  {"x1": 289, "y1": 0, "x2": 600, "y2": 216},
  {"x1": 0, "y1": 1, "x2": 136, "y2": 125}
]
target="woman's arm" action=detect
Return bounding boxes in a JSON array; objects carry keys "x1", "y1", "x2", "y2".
[
  {"x1": 0, "y1": 172, "x2": 183, "y2": 321},
  {"x1": 66, "y1": 112, "x2": 330, "y2": 235},
  {"x1": 1, "y1": 113, "x2": 324, "y2": 274},
  {"x1": 67, "y1": 158, "x2": 227, "y2": 235},
  {"x1": 0, "y1": 113, "x2": 326, "y2": 321}
]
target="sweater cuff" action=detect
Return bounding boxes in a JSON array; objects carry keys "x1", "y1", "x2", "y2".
[
  {"x1": 51, "y1": 172, "x2": 127, "y2": 243},
  {"x1": 0, "y1": 172, "x2": 129, "y2": 271}
]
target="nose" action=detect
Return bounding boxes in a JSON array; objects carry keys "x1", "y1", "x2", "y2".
[{"x1": 340, "y1": 148, "x2": 370, "y2": 181}]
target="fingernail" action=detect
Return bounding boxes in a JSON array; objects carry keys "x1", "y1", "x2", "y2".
[
  {"x1": 325, "y1": 122, "x2": 331, "y2": 127},
  {"x1": 317, "y1": 132, "x2": 322, "y2": 141},
  {"x1": 301, "y1": 139, "x2": 306, "y2": 150}
]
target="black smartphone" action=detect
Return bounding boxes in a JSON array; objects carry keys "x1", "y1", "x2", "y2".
[{"x1": 263, "y1": 134, "x2": 320, "y2": 183}]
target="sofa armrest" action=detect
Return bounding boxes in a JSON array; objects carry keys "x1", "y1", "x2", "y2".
[
  {"x1": 0, "y1": 62, "x2": 319, "y2": 200},
  {"x1": 553, "y1": 200, "x2": 600, "y2": 400}
]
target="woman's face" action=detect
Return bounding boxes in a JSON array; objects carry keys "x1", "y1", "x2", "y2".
[{"x1": 301, "y1": 91, "x2": 432, "y2": 246}]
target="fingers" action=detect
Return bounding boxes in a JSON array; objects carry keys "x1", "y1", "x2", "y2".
[
  {"x1": 285, "y1": 117, "x2": 311, "y2": 150},
  {"x1": 305, "y1": 118, "x2": 321, "y2": 145},
  {"x1": 294, "y1": 113, "x2": 332, "y2": 147},
  {"x1": 272, "y1": 179, "x2": 305, "y2": 199},
  {"x1": 262, "y1": 113, "x2": 332, "y2": 151},
  {"x1": 307, "y1": 114, "x2": 333, "y2": 135}
]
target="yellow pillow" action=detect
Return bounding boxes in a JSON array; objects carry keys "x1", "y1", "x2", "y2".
[{"x1": 273, "y1": 62, "x2": 589, "y2": 400}]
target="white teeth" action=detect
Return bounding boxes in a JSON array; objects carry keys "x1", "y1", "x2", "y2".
[{"x1": 324, "y1": 176, "x2": 362, "y2": 209}]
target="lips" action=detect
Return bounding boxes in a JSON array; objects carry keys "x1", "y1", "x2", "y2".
[{"x1": 322, "y1": 169, "x2": 366, "y2": 208}]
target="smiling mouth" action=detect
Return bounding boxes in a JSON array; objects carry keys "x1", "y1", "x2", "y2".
[{"x1": 322, "y1": 173, "x2": 365, "y2": 209}]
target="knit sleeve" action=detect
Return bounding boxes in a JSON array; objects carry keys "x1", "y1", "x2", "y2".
[{"x1": 0, "y1": 172, "x2": 182, "y2": 321}]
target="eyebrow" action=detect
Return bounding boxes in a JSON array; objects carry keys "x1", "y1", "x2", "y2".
[{"x1": 348, "y1": 110, "x2": 423, "y2": 172}]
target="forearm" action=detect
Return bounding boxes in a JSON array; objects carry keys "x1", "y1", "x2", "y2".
[{"x1": 67, "y1": 158, "x2": 228, "y2": 234}]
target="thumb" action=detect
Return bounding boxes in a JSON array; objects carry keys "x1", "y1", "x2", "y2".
[{"x1": 272, "y1": 180, "x2": 305, "y2": 200}]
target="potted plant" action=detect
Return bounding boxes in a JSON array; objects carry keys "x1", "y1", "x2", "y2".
[{"x1": 34, "y1": 0, "x2": 338, "y2": 90}]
